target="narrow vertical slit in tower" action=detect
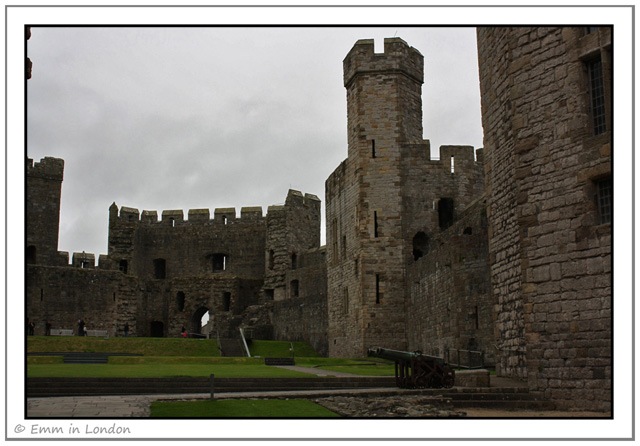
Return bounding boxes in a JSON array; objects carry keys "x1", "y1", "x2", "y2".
[
  {"x1": 373, "y1": 211, "x2": 379, "y2": 237},
  {"x1": 371, "y1": 139, "x2": 376, "y2": 158},
  {"x1": 451, "y1": 155, "x2": 455, "y2": 174},
  {"x1": 375, "y1": 274, "x2": 381, "y2": 304}
]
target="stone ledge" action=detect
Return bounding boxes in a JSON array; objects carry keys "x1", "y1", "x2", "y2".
[{"x1": 455, "y1": 369, "x2": 491, "y2": 387}]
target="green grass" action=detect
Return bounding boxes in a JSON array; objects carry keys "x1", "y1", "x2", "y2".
[
  {"x1": 248, "y1": 340, "x2": 319, "y2": 358},
  {"x1": 150, "y1": 399, "x2": 340, "y2": 418},
  {"x1": 27, "y1": 336, "x2": 220, "y2": 356},
  {"x1": 26, "y1": 337, "x2": 393, "y2": 378}
]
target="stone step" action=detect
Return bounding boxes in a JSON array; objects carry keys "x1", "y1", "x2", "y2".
[{"x1": 26, "y1": 377, "x2": 397, "y2": 397}]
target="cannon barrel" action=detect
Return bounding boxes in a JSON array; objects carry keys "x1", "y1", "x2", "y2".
[
  {"x1": 368, "y1": 346, "x2": 455, "y2": 389},
  {"x1": 367, "y1": 347, "x2": 445, "y2": 364}
]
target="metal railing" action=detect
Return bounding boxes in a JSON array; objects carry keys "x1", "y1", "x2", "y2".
[{"x1": 445, "y1": 348, "x2": 485, "y2": 369}]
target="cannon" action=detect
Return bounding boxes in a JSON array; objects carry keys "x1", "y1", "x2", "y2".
[{"x1": 368, "y1": 347, "x2": 455, "y2": 389}]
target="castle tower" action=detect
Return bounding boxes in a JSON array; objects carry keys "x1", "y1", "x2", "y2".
[
  {"x1": 477, "y1": 27, "x2": 611, "y2": 410},
  {"x1": 26, "y1": 157, "x2": 64, "y2": 266},
  {"x1": 326, "y1": 38, "x2": 425, "y2": 356}
]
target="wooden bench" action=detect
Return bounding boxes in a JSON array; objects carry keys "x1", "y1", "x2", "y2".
[
  {"x1": 264, "y1": 357, "x2": 296, "y2": 366},
  {"x1": 50, "y1": 329, "x2": 74, "y2": 336}
]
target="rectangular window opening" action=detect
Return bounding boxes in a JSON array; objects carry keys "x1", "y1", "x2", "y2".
[
  {"x1": 588, "y1": 57, "x2": 606, "y2": 135},
  {"x1": 371, "y1": 139, "x2": 376, "y2": 158},
  {"x1": 375, "y1": 274, "x2": 381, "y2": 304},
  {"x1": 596, "y1": 177, "x2": 612, "y2": 224},
  {"x1": 450, "y1": 155, "x2": 455, "y2": 174},
  {"x1": 153, "y1": 258, "x2": 166, "y2": 279},
  {"x1": 290, "y1": 280, "x2": 300, "y2": 298},
  {"x1": 212, "y1": 253, "x2": 227, "y2": 272}
]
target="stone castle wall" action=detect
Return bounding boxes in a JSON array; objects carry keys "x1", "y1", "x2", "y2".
[
  {"x1": 405, "y1": 198, "x2": 494, "y2": 365},
  {"x1": 477, "y1": 27, "x2": 612, "y2": 410}
]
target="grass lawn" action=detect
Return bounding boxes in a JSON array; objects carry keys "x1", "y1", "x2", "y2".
[
  {"x1": 26, "y1": 337, "x2": 394, "y2": 378},
  {"x1": 27, "y1": 336, "x2": 220, "y2": 356},
  {"x1": 150, "y1": 399, "x2": 340, "y2": 418}
]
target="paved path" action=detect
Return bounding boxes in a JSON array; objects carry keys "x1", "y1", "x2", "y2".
[{"x1": 27, "y1": 388, "x2": 409, "y2": 418}]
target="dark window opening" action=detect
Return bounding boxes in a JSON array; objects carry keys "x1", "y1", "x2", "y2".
[
  {"x1": 342, "y1": 235, "x2": 347, "y2": 259},
  {"x1": 119, "y1": 259, "x2": 128, "y2": 274},
  {"x1": 331, "y1": 218, "x2": 338, "y2": 261},
  {"x1": 223, "y1": 292, "x2": 231, "y2": 312},
  {"x1": 40, "y1": 289, "x2": 44, "y2": 302},
  {"x1": 290, "y1": 280, "x2": 299, "y2": 298},
  {"x1": 170, "y1": 217, "x2": 175, "y2": 227},
  {"x1": 374, "y1": 211, "x2": 379, "y2": 237},
  {"x1": 596, "y1": 177, "x2": 612, "y2": 224},
  {"x1": 113, "y1": 292, "x2": 116, "y2": 302},
  {"x1": 212, "y1": 253, "x2": 227, "y2": 272},
  {"x1": 354, "y1": 258, "x2": 359, "y2": 277},
  {"x1": 474, "y1": 306, "x2": 479, "y2": 330},
  {"x1": 176, "y1": 291, "x2": 186, "y2": 312},
  {"x1": 375, "y1": 274, "x2": 381, "y2": 304},
  {"x1": 463, "y1": 227, "x2": 473, "y2": 235},
  {"x1": 27, "y1": 245, "x2": 36, "y2": 264},
  {"x1": 343, "y1": 287, "x2": 349, "y2": 314},
  {"x1": 371, "y1": 139, "x2": 376, "y2": 158},
  {"x1": 412, "y1": 232, "x2": 430, "y2": 260},
  {"x1": 153, "y1": 258, "x2": 166, "y2": 279},
  {"x1": 222, "y1": 215, "x2": 228, "y2": 225},
  {"x1": 438, "y1": 198, "x2": 455, "y2": 230},
  {"x1": 264, "y1": 289, "x2": 274, "y2": 300},
  {"x1": 291, "y1": 252, "x2": 298, "y2": 269},
  {"x1": 268, "y1": 250, "x2": 275, "y2": 270},
  {"x1": 80, "y1": 261, "x2": 88, "y2": 269},
  {"x1": 587, "y1": 57, "x2": 606, "y2": 135}
]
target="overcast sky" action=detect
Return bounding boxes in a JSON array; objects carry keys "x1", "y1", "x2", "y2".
[{"x1": 27, "y1": 27, "x2": 483, "y2": 258}]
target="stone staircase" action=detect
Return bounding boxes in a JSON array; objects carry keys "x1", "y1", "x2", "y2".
[{"x1": 218, "y1": 338, "x2": 247, "y2": 357}]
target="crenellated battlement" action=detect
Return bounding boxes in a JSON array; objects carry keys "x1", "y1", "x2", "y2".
[
  {"x1": 343, "y1": 37, "x2": 424, "y2": 88},
  {"x1": 109, "y1": 203, "x2": 268, "y2": 225},
  {"x1": 27, "y1": 157, "x2": 64, "y2": 181}
]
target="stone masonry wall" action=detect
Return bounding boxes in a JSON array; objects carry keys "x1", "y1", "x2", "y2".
[
  {"x1": 405, "y1": 198, "x2": 494, "y2": 366},
  {"x1": 26, "y1": 265, "x2": 138, "y2": 337},
  {"x1": 478, "y1": 27, "x2": 612, "y2": 411}
]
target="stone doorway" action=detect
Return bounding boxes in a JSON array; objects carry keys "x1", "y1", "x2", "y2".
[
  {"x1": 190, "y1": 307, "x2": 210, "y2": 337},
  {"x1": 150, "y1": 320, "x2": 164, "y2": 337}
]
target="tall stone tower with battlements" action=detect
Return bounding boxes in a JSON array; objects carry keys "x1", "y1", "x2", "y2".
[{"x1": 326, "y1": 38, "x2": 485, "y2": 357}]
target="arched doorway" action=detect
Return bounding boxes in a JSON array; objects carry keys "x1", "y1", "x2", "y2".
[
  {"x1": 150, "y1": 320, "x2": 164, "y2": 337},
  {"x1": 190, "y1": 307, "x2": 210, "y2": 338}
]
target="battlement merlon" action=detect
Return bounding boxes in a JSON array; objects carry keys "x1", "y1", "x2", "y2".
[
  {"x1": 285, "y1": 189, "x2": 322, "y2": 209},
  {"x1": 439, "y1": 145, "x2": 476, "y2": 162},
  {"x1": 71, "y1": 251, "x2": 95, "y2": 268},
  {"x1": 27, "y1": 157, "x2": 64, "y2": 181},
  {"x1": 343, "y1": 37, "x2": 424, "y2": 88}
]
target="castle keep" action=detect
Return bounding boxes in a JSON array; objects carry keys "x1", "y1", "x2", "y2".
[{"x1": 26, "y1": 28, "x2": 612, "y2": 411}]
